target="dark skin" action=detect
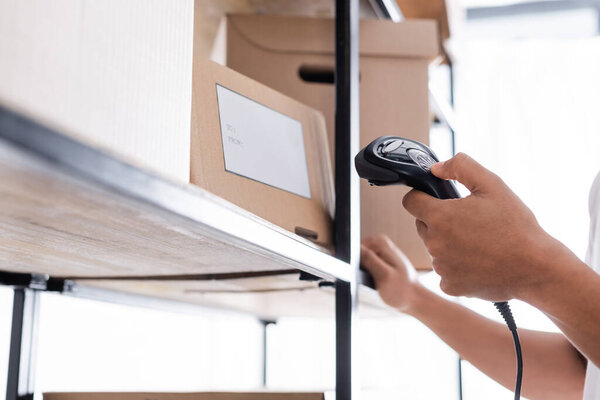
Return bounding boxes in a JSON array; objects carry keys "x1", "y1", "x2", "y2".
[{"x1": 362, "y1": 153, "x2": 599, "y2": 400}]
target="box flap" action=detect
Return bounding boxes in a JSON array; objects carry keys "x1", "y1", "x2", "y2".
[{"x1": 227, "y1": 14, "x2": 439, "y2": 59}]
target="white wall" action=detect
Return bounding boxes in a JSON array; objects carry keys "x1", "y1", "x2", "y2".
[{"x1": 35, "y1": 292, "x2": 264, "y2": 393}]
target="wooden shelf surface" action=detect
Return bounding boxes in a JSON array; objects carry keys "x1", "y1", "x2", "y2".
[
  {"x1": 70, "y1": 273, "x2": 392, "y2": 320},
  {"x1": 0, "y1": 106, "x2": 353, "y2": 283}
]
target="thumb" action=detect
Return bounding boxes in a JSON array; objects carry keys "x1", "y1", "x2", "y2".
[{"x1": 430, "y1": 153, "x2": 496, "y2": 193}]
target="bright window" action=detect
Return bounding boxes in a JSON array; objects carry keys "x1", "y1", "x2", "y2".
[{"x1": 452, "y1": 5, "x2": 600, "y2": 398}]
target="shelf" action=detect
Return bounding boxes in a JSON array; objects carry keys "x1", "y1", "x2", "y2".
[
  {"x1": 0, "y1": 105, "x2": 353, "y2": 283},
  {"x1": 65, "y1": 273, "x2": 392, "y2": 320},
  {"x1": 3, "y1": 2, "x2": 369, "y2": 399}
]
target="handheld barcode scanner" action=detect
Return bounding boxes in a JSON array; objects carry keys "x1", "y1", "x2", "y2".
[
  {"x1": 355, "y1": 136, "x2": 523, "y2": 400},
  {"x1": 354, "y1": 136, "x2": 459, "y2": 198}
]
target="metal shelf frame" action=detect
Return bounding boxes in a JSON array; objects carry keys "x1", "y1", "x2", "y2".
[
  {"x1": 7, "y1": 289, "x2": 40, "y2": 400},
  {"x1": 0, "y1": 0, "x2": 396, "y2": 398}
]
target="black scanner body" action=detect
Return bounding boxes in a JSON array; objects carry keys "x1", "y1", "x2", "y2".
[{"x1": 355, "y1": 136, "x2": 460, "y2": 200}]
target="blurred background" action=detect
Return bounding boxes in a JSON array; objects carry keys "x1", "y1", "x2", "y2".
[{"x1": 3, "y1": 0, "x2": 600, "y2": 399}]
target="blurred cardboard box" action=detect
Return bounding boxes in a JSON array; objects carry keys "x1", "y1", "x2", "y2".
[
  {"x1": 0, "y1": 0, "x2": 194, "y2": 183},
  {"x1": 221, "y1": 15, "x2": 439, "y2": 268},
  {"x1": 395, "y1": 0, "x2": 460, "y2": 63},
  {"x1": 44, "y1": 393, "x2": 329, "y2": 400},
  {"x1": 396, "y1": 0, "x2": 451, "y2": 40}
]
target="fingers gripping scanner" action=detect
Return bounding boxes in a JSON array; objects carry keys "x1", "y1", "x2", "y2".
[{"x1": 355, "y1": 136, "x2": 523, "y2": 400}]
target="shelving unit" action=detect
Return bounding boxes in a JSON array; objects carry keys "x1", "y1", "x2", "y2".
[{"x1": 0, "y1": 1, "x2": 408, "y2": 399}]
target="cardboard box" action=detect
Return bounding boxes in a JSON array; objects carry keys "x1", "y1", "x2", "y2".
[
  {"x1": 44, "y1": 393, "x2": 329, "y2": 400},
  {"x1": 222, "y1": 15, "x2": 439, "y2": 268},
  {"x1": 396, "y1": 0, "x2": 451, "y2": 41},
  {"x1": 191, "y1": 61, "x2": 334, "y2": 248},
  {"x1": 395, "y1": 0, "x2": 458, "y2": 63}
]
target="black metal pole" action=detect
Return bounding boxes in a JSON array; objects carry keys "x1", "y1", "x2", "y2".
[
  {"x1": 260, "y1": 319, "x2": 275, "y2": 388},
  {"x1": 6, "y1": 288, "x2": 39, "y2": 400},
  {"x1": 458, "y1": 356, "x2": 464, "y2": 400},
  {"x1": 335, "y1": 0, "x2": 360, "y2": 399},
  {"x1": 448, "y1": 59, "x2": 457, "y2": 156},
  {"x1": 336, "y1": 281, "x2": 356, "y2": 400},
  {"x1": 334, "y1": 0, "x2": 360, "y2": 264},
  {"x1": 448, "y1": 59, "x2": 462, "y2": 400}
]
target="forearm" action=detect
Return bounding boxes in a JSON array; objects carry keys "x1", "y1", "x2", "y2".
[
  {"x1": 407, "y1": 284, "x2": 586, "y2": 400},
  {"x1": 520, "y1": 241, "x2": 600, "y2": 367}
]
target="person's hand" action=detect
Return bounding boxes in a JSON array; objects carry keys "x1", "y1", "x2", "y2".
[
  {"x1": 402, "y1": 153, "x2": 562, "y2": 301},
  {"x1": 361, "y1": 235, "x2": 421, "y2": 313}
]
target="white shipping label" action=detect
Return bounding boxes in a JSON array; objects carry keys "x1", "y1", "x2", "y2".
[{"x1": 216, "y1": 84, "x2": 312, "y2": 199}]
